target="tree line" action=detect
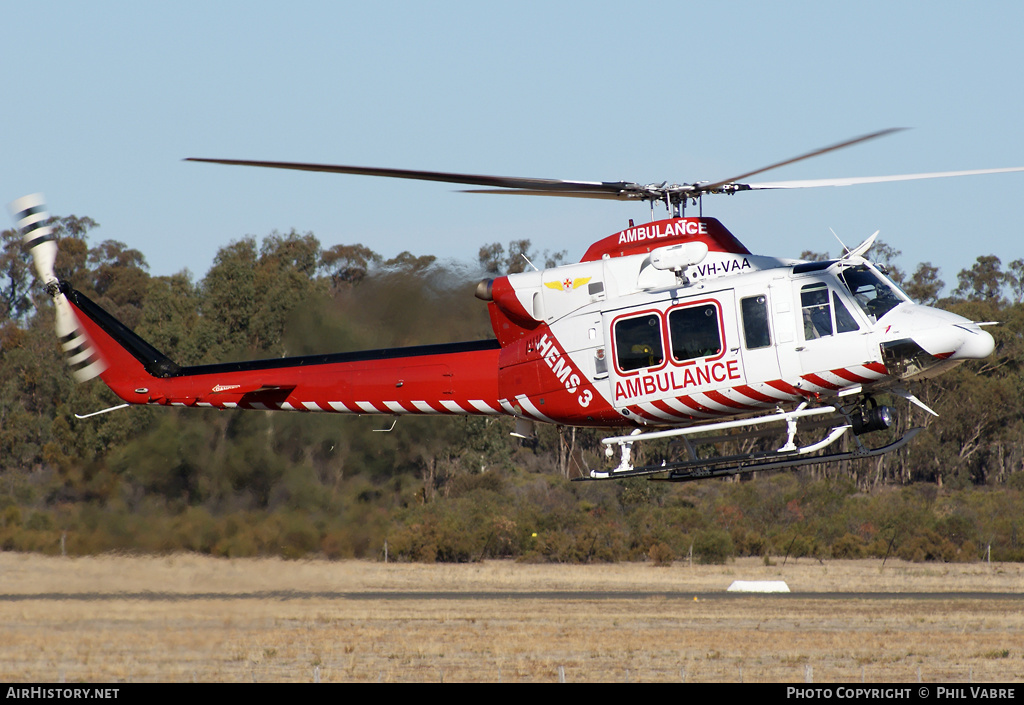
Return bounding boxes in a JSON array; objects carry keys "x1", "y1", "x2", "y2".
[{"x1": 0, "y1": 216, "x2": 1021, "y2": 563}]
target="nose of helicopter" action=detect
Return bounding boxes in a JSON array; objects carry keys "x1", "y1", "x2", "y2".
[
  {"x1": 910, "y1": 315, "x2": 995, "y2": 361},
  {"x1": 880, "y1": 304, "x2": 995, "y2": 377},
  {"x1": 947, "y1": 323, "x2": 995, "y2": 361}
]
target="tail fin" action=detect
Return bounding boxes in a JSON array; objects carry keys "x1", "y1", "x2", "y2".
[
  {"x1": 58, "y1": 282, "x2": 180, "y2": 378},
  {"x1": 8, "y1": 194, "x2": 107, "y2": 382}
]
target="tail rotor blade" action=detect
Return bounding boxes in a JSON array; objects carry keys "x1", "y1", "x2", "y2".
[
  {"x1": 54, "y1": 293, "x2": 106, "y2": 382},
  {"x1": 8, "y1": 194, "x2": 106, "y2": 382},
  {"x1": 8, "y1": 193, "x2": 57, "y2": 288}
]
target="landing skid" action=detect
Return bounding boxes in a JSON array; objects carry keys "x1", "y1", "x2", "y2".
[
  {"x1": 579, "y1": 401, "x2": 921, "y2": 482},
  {"x1": 579, "y1": 428, "x2": 921, "y2": 482}
]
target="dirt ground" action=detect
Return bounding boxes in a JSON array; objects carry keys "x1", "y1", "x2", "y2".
[{"x1": 0, "y1": 553, "x2": 1021, "y2": 683}]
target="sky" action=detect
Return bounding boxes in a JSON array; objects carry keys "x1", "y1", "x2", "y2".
[{"x1": 3, "y1": 1, "x2": 1024, "y2": 293}]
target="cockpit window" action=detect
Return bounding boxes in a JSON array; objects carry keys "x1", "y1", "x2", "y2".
[
  {"x1": 801, "y1": 283, "x2": 833, "y2": 339},
  {"x1": 800, "y1": 284, "x2": 860, "y2": 340},
  {"x1": 833, "y1": 292, "x2": 860, "y2": 333},
  {"x1": 838, "y1": 265, "x2": 905, "y2": 322}
]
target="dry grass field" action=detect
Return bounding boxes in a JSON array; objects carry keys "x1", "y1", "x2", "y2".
[{"x1": 0, "y1": 553, "x2": 1022, "y2": 683}]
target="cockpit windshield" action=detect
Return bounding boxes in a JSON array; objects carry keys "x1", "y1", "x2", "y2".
[{"x1": 837, "y1": 265, "x2": 906, "y2": 322}]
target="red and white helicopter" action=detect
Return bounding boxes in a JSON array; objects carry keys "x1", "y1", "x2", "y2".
[{"x1": 10, "y1": 129, "x2": 1019, "y2": 481}]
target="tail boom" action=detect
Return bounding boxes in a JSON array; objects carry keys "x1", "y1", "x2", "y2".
[{"x1": 62, "y1": 285, "x2": 507, "y2": 417}]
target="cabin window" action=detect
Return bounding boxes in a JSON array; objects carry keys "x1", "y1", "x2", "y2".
[
  {"x1": 801, "y1": 283, "x2": 833, "y2": 339},
  {"x1": 614, "y1": 314, "x2": 664, "y2": 371},
  {"x1": 669, "y1": 304, "x2": 722, "y2": 361},
  {"x1": 740, "y1": 295, "x2": 771, "y2": 349}
]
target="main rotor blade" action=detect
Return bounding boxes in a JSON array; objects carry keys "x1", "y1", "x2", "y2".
[
  {"x1": 189, "y1": 130, "x2": 1023, "y2": 205},
  {"x1": 460, "y1": 188, "x2": 643, "y2": 200},
  {"x1": 186, "y1": 157, "x2": 632, "y2": 195},
  {"x1": 742, "y1": 166, "x2": 1024, "y2": 190},
  {"x1": 702, "y1": 127, "x2": 906, "y2": 192}
]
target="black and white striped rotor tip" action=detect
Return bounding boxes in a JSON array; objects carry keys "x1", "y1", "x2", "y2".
[{"x1": 8, "y1": 193, "x2": 58, "y2": 290}]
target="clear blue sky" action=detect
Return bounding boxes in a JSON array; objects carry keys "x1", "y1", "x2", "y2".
[{"x1": 4, "y1": 1, "x2": 1023, "y2": 292}]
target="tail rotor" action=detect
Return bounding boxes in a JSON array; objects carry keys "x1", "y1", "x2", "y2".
[{"x1": 8, "y1": 194, "x2": 106, "y2": 382}]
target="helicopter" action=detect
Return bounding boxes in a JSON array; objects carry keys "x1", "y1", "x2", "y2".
[{"x1": 10, "y1": 129, "x2": 1020, "y2": 482}]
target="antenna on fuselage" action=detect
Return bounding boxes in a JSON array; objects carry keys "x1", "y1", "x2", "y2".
[
  {"x1": 520, "y1": 253, "x2": 539, "y2": 272},
  {"x1": 830, "y1": 227, "x2": 850, "y2": 256}
]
